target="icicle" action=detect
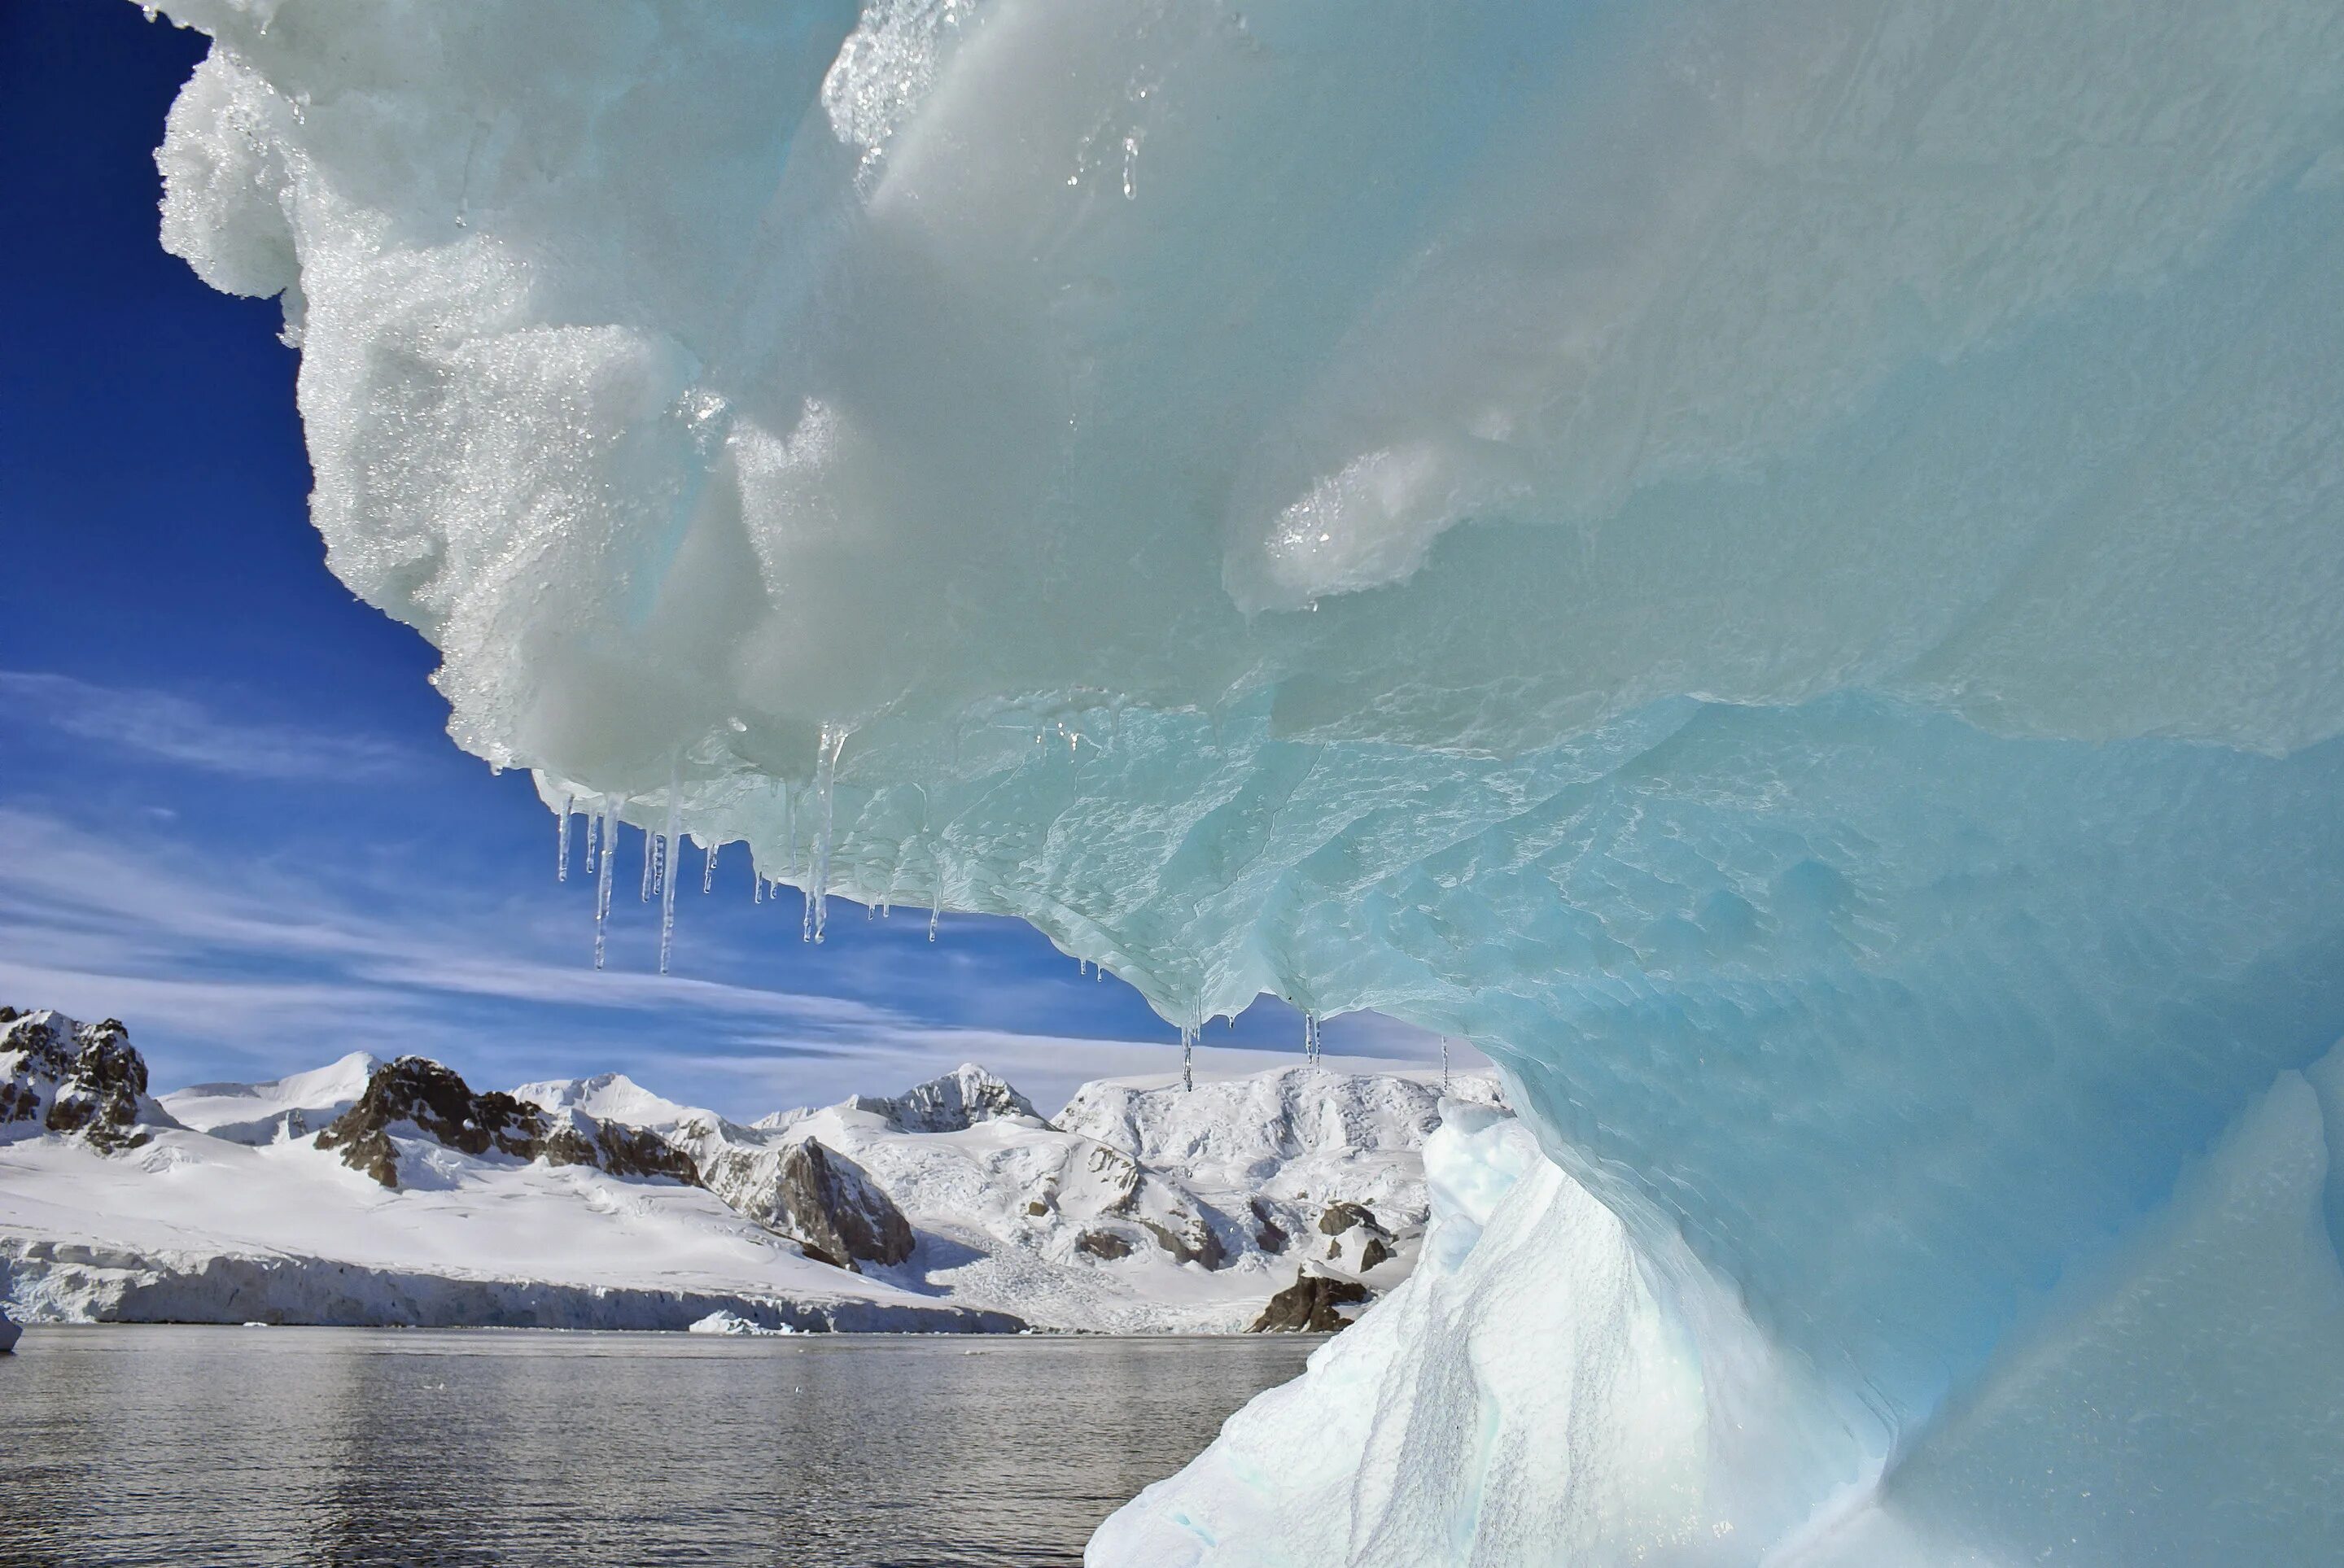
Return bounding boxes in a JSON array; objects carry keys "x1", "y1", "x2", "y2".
[
  {"x1": 928, "y1": 903, "x2": 939, "y2": 942},
  {"x1": 584, "y1": 809, "x2": 600, "y2": 876},
  {"x1": 782, "y1": 783, "x2": 798, "y2": 884},
  {"x1": 639, "y1": 817, "x2": 654, "y2": 902},
  {"x1": 1181, "y1": 1024, "x2": 1196, "y2": 1093},
  {"x1": 702, "y1": 838, "x2": 718, "y2": 894},
  {"x1": 1441, "y1": 1036, "x2": 1451, "y2": 1095},
  {"x1": 593, "y1": 797, "x2": 619, "y2": 970},
  {"x1": 811, "y1": 724, "x2": 845, "y2": 944},
  {"x1": 754, "y1": 874, "x2": 763, "y2": 905},
  {"x1": 557, "y1": 793, "x2": 573, "y2": 883},
  {"x1": 658, "y1": 794, "x2": 681, "y2": 977}
]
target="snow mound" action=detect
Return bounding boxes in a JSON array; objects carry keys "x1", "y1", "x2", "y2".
[
  {"x1": 163, "y1": 1050, "x2": 378, "y2": 1145},
  {"x1": 140, "y1": 0, "x2": 2344, "y2": 1556},
  {"x1": 510, "y1": 1070, "x2": 698, "y2": 1133}
]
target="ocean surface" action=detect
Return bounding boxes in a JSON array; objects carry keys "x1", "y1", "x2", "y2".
[{"x1": 2, "y1": 1325, "x2": 1319, "y2": 1566}]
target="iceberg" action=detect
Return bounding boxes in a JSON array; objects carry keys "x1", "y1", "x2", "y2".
[{"x1": 137, "y1": 0, "x2": 2344, "y2": 1558}]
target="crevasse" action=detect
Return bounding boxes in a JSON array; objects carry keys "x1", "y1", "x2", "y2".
[{"x1": 143, "y1": 1, "x2": 2344, "y2": 1560}]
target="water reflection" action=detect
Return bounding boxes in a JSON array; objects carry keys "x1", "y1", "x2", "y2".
[{"x1": 2, "y1": 1326, "x2": 1317, "y2": 1566}]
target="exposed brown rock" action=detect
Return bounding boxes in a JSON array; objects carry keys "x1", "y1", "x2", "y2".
[
  {"x1": 1249, "y1": 1270, "x2": 1371, "y2": 1333},
  {"x1": 1318, "y1": 1201, "x2": 1395, "y2": 1263},
  {"x1": 1137, "y1": 1214, "x2": 1227, "y2": 1270},
  {"x1": 1250, "y1": 1197, "x2": 1289, "y2": 1254},
  {"x1": 771, "y1": 1138, "x2": 915, "y2": 1271},
  {"x1": 2, "y1": 1011, "x2": 176, "y2": 1153},
  {"x1": 315, "y1": 1056, "x2": 699, "y2": 1191},
  {"x1": 1077, "y1": 1230, "x2": 1134, "y2": 1260}
]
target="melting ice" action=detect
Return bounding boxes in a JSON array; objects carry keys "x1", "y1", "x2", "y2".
[{"x1": 142, "y1": 0, "x2": 2344, "y2": 1561}]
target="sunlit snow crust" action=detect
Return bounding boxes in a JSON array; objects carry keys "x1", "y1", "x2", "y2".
[{"x1": 145, "y1": 0, "x2": 2344, "y2": 1560}]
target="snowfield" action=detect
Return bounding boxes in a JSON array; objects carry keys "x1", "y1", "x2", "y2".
[{"x1": 2, "y1": 1009, "x2": 1493, "y2": 1335}]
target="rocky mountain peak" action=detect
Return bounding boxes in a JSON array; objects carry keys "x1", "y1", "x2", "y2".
[
  {"x1": 899, "y1": 1063, "x2": 1041, "y2": 1131},
  {"x1": 836, "y1": 1063, "x2": 1042, "y2": 1133},
  {"x1": 316, "y1": 1055, "x2": 697, "y2": 1190},
  {"x1": 1, "y1": 1008, "x2": 179, "y2": 1154}
]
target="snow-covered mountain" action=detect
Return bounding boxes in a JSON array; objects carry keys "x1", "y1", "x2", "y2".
[
  {"x1": 160, "y1": 1052, "x2": 379, "y2": 1147},
  {"x1": 544, "y1": 1059, "x2": 1503, "y2": 1333},
  {"x1": 1, "y1": 1011, "x2": 1012, "y2": 1334},
  {"x1": 1, "y1": 1007, "x2": 1502, "y2": 1335}
]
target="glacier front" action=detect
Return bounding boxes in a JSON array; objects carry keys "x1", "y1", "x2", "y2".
[{"x1": 141, "y1": 0, "x2": 2344, "y2": 1561}]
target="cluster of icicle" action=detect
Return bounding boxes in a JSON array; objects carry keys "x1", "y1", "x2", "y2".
[
  {"x1": 552, "y1": 726, "x2": 867, "y2": 977},
  {"x1": 551, "y1": 735, "x2": 1353, "y2": 1092}
]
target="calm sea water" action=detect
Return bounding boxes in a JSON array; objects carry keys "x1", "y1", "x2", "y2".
[{"x1": 2, "y1": 1325, "x2": 1318, "y2": 1567}]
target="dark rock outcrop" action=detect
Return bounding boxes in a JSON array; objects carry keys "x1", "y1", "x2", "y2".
[
  {"x1": 1077, "y1": 1229, "x2": 1135, "y2": 1260},
  {"x1": 316, "y1": 1057, "x2": 698, "y2": 1190},
  {"x1": 1249, "y1": 1269, "x2": 1371, "y2": 1333},
  {"x1": 771, "y1": 1139, "x2": 915, "y2": 1271},
  {"x1": 1320, "y1": 1200, "x2": 1393, "y2": 1262},
  {"x1": 1100, "y1": 1157, "x2": 1229, "y2": 1269},
  {"x1": 540, "y1": 1116, "x2": 701, "y2": 1186},
  {"x1": 0, "y1": 1303, "x2": 20, "y2": 1353},
  {"x1": 1358, "y1": 1236, "x2": 1395, "y2": 1271},
  {"x1": 1250, "y1": 1197, "x2": 1289, "y2": 1254},
  {"x1": 1, "y1": 1009, "x2": 177, "y2": 1153},
  {"x1": 1137, "y1": 1212, "x2": 1228, "y2": 1270}
]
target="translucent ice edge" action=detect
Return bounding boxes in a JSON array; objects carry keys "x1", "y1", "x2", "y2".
[{"x1": 142, "y1": 0, "x2": 2344, "y2": 1558}]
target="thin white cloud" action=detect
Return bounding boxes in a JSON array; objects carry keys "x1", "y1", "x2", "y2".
[
  {"x1": 0, "y1": 670, "x2": 413, "y2": 781},
  {"x1": 0, "y1": 801, "x2": 1485, "y2": 1120},
  {"x1": 0, "y1": 807, "x2": 890, "y2": 1029},
  {"x1": 0, "y1": 805, "x2": 924, "y2": 1095}
]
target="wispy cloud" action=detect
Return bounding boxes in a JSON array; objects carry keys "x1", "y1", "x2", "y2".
[
  {"x1": 0, "y1": 670, "x2": 413, "y2": 781},
  {"x1": 0, "y1": 804, "x2": 903, "y2": 1082},
  {"x1": 0, "y1": 804, "x2": 1189, "y2": 1115},
  {"x1": 0, "y1": 793, "x2": 1486, "y2": 1118}
]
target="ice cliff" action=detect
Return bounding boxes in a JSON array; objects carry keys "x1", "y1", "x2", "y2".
[{"x1": 139, "y1": 0, "x2": 2344, "y2": 1560}]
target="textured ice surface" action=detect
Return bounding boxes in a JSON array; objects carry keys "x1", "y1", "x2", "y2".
[
  {"x1": 1093, "y1": 1105, "x2": 1863, "y2": 1565},
  {"x1": 143, "y1": 0, "x2": 2344, "y2": 1557}
]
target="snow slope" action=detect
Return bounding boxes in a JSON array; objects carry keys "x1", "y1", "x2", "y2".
[
  {"x1": 0, "y1": 1126, "x2": 1003, "y2": 1332},
  {"x1": 1, "y1": 1015, "x2": 1011, "y2": 1333},
  {"x1": 160, "y1": 1051, "x2": 378, "y2": 1146},
  {"x1": 558, "y1": 1059, "x2": 1502, "y2": 1333},
  {"x1": 4, "y1": 1014, "x2": 1485, "y2": 1334}
]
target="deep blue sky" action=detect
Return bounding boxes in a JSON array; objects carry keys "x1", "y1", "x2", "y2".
[{"x1": 0, "y1": 2, "x2": 1463, "y2": 1115}]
